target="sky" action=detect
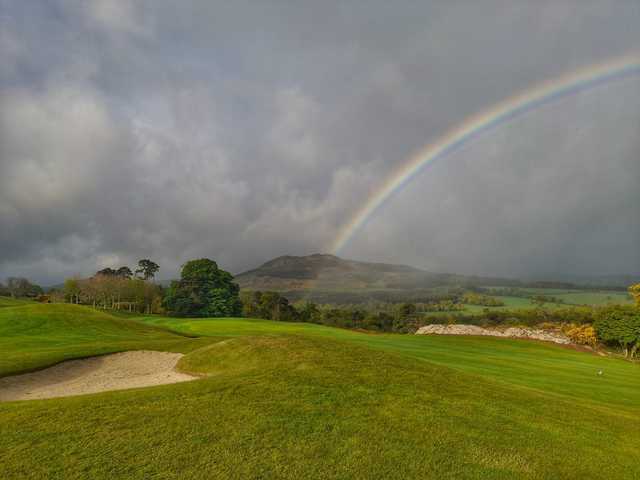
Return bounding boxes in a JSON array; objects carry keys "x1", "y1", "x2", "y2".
[{"x1": 1, "y1": 0, "x2": 639, "y2": 285}]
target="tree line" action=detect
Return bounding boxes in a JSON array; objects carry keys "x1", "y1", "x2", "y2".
[
  {"x1": 4, "y1": 257, "x2": 639, "y2": 359},
  {"x1": 0, "y1": 277, "x2": 44, "y2": 299},
  {"x1": 241, "y1": 291, "x2": 424, "y2": 333},
  {"x1": 63, "y1": 259, "x2": 162, "y2": 313},
  {"x1": 60, "y1": 258, "x2": 241, "y2": 317},
  {"x1": 242, "y1": 284, "x2": 640, "y2": 359}
]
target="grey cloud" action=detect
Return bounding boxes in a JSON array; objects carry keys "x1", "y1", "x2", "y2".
[
  {"x1": 0, "y1": 0, "x2": 639, "y2": 284},
  {"x1": 352, "y1": 80, "x2": 640, "y2": 277}
]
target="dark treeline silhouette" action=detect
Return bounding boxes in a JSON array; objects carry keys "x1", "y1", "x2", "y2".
[{"x1": 240, "y1": 290, "x2": 422, "y2": 333}]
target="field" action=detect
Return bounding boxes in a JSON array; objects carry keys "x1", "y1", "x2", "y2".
[
  {"x1": 481, "y1": 287, "x2": 633, "y2": 306},
  {"x1": 552, "y1": 291, "x2": 633, "y2": 305},
  {"x1": 1, "y1": 303, "x2": 639, "y2": 479},
  {"x1": 420, "y1": 288, "x2": 632, "y2": 318}
]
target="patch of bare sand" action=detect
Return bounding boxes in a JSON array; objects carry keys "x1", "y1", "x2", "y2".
[{"x1": 0, "y1": 351, "x2": 197, "y2": 401}]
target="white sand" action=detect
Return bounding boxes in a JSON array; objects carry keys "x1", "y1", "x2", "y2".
[{"x1": 0, "y1": 351, "x2": 197, "y2": 401}]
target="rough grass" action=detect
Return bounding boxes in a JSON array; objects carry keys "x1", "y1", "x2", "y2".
[{"x1": 1, "y1": 304, "x2": 639, "y2": 479}]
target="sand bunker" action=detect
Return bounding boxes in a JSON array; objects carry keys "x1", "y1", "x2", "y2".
[{"x1": 0, "y1": 351, "x2": 197, "y2": 401}]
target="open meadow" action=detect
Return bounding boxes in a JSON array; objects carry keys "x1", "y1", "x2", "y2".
[{"x1": 1, "y1": 302, "x2": 639, "y2": 479}]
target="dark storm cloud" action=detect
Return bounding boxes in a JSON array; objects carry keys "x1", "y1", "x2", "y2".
[{"x1": 1, "y1": 0, "x2": 639, "y2": 284}]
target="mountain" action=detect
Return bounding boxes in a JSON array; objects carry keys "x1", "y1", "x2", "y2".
[
  {"x1": 236, "y1": 254, "x2": 424, "y2": 290},
  {"x1": 234, "y1": 254, "x2": 524, "y2": 296}
]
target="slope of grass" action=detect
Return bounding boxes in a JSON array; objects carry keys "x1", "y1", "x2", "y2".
[
  {"x1": 1, "y1": 306, "x2": 639, "y2": 479},
  {"x1": 0, "y1": 304, "x2": 208, "y2": 377},
  {"x1": 138, "y1": 316, "x2": 640, "y2": 411},
  {"x1": 0, "y1": 296, "x2": 35, "y2": 308}
]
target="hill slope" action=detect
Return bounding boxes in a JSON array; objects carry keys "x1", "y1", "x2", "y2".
[{"x1": 235, "y1": 253, "x2": 503, "y2": 291}]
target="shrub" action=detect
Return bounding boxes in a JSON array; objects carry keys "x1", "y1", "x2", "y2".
[
  {"x1": 593, "y1": 306, "x2": 640, "y2": 358},
  {"x1": 564, "y1": 324, "x2": 598, "y2": 347}
]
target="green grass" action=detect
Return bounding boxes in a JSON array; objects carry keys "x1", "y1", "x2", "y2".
[
  {"x1": 553, "y1": 291, "x2": 633, "y2": 306},
  {"x1": 479, "y1": 288, "x2": 633, "y2": 306},
  {"x1": 0, "y1": 296, "x2": 35, "y2": 308},
  {"x1": 137, "y1": 315, "x2": 640, "y2": 410},
  {"x1": 0, "y1": 304, "x2": 213, "y2": 377},
  {"x1": 1, "y1": 304, "x2": 639, "y2": 479},
  {"x1": 421, "y1": 290, "x2": 632, "y2": 318}
]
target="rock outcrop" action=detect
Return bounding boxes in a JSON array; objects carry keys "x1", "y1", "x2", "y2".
[{"x1": 415, "y1": 324, "x2": 571, "y2": 345}]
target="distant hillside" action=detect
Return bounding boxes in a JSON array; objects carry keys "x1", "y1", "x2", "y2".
[
  {"x1": 235, "y1": 254, "x2": 519, "y2": 293},
  {"x1": 552, "y1": 274, "x2": 640, "y2": 288}
]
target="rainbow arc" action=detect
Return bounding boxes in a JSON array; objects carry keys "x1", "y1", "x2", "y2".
[{"x1": 330, "y1": 54, "x2": 640, "y2": 255}]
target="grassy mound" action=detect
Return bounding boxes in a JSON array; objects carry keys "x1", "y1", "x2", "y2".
[
  {"x1": 140, "y1": 315, "x2": 640, "y2": 411},
  {"x1": 1, "y1": 306, "x2": 639, "y2": 479},
  {"x1": 0, "y1": 304, "x2": 203, "y2": 377}
]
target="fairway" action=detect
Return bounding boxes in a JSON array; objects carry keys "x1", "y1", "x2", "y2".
[
  {"x1": 1, "y1": 304, "x2": 639, "y2": 479},
  {"x1": 139, "y1": 314, "x2": 640, "y2": 411}
]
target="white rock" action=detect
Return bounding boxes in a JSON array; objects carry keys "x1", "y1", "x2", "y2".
[{"x1": 415, "y1": 324, "x2": 571, "y2": 345}]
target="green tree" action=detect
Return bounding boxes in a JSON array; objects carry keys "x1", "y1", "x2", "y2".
[
  {"x1": 366, "y1": 312, "x2": 394, "y2": 331},
  {"x1": 629, "y1": 284, "x2": 640, "y2": 307},
  {"x1": 163, "y1": 259, "x2": 241, "y2": 317},
  {"x1": 6, "y1": 277, "x2": 43, "y2": 298},
  {"x1": 257, "y1": 292, "x2": 297, "y2": 321},
  {"x1": 239, "y1": 290, "x2": 299, "y2": 321},
  {"x1": 399, "y1": 303, "x2": 417, "y2": 317},
  {"x1": 96, "y1": 268, "x2": 118, "y2": 277},
  {"x1": 297, "y1": 301, "x2": 321, "y2": 323},
  {"x1": 63, "y1": 278, "x2": 81, "y2": 304},
  {"x1": 594, "y1": 306, "x2": 640, "y2": 358},
  {"x1": 136, "y1": 259, "x2": 160, "y2": 280},
  {"x1": 116, "y1": 266, "x2": 133, "y2": 279},
  {"x1": 240, "y1": 291, "x2": 262, "y2": 317},
  {"x1": 129, "y1": 278, "x2": 162, "y2": 314}
]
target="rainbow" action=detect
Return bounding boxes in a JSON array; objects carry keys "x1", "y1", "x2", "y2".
[{"x1": 330, "y1": 54, "x2": 640, "y2": 255}]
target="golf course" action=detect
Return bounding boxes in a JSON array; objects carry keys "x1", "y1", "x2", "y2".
[
  {"x1": 4, "y1": 2, "x2": 640, "y2": 478},
  {"x1": 1, "y1": 302, "x2": 638, "y2": 479}
]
